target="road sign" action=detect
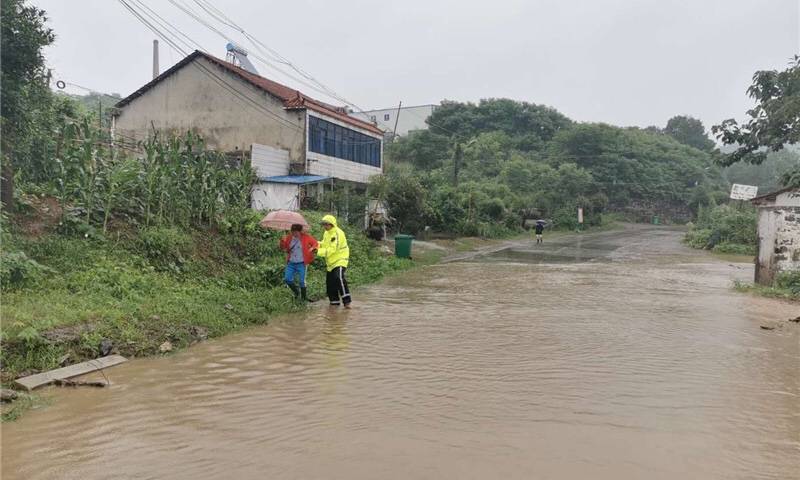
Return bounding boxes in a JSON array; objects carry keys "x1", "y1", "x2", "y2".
[
  {"x1": 578, "y1": 207, "x2": 584, "y2": 224},
  {"x1": 730, "y1": 184, "x2": 758, "y2": 200}
]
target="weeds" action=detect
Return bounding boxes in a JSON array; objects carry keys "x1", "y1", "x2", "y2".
[
  {"x1": 1, "y1": 393, "x2": 49, "y2": 422},
  {"x1": 684, "y1": 204, "x2": 756, "y2": 254},
  {"x1": 734, "y1": 276, "x2": 800, "y2": 302}
]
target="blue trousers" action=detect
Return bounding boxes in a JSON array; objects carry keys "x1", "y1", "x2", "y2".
[{"x1": 284, "y1": 262, "x2": 306, "y2": 288}]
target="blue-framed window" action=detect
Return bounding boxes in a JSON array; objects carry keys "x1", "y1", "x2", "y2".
[{"x1": 308, "y1": 115, "x2": 382, "y2": 168}]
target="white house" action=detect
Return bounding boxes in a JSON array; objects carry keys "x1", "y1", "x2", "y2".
[
  {"x1": 112, "y1": 50, "x2": 384, "y2": 211},
  {"x1": 751, "y1": 186, "x2": 800, "y2": 285},
  {"x1": 350, "y1": 104, "x2": 438, "y2": 137}
]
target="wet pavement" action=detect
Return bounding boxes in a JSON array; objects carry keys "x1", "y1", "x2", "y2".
[{"x1": 2, "y1": 225, "x2": 798, "y2": 479}]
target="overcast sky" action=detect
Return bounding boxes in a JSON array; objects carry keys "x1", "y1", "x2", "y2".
[{"x1": 35, "y1": 0, "x2": 798, "y2": 132}]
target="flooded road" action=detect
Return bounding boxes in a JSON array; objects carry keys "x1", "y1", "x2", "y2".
[{"x1": 2, "y1": 226, "x2": 798, "y2": 479}]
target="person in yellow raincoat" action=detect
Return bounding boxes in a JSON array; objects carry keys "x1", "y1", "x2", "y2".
[{"x1": 316, "y1": 215, "x2": 352, "y2": 308}]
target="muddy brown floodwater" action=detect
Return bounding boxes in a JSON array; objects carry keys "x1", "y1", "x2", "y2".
[{"x1": 2, "y1": 225, "x2": 799, "y2": 479}]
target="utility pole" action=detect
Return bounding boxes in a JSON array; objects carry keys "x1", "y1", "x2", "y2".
[
  {"x1": 392, "y1": 101, "x2": 402, "y2": 142},
  {"x1": 152, "y1": 40, "x2": 159, "y2": 79},
  {"x1": 453, "y1": 142, "x2": 462, "y2": 186}
]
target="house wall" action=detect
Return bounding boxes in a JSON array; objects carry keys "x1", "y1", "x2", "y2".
[
  {"x1": 114, "y1": 57, "x2": 306, "y2": 163},
  {"x1": 754, "y1": 191, "x2": 800, "y2": 285},
  {"x1": 306, "y1": 110, "x2": 383, "y2": 184},
  {"x1": 251, "y1": 182, "x2": 299, "y2": 211}
]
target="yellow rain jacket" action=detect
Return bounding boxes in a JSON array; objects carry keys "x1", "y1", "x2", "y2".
[{"x1": 317, "y1": 215, "x2": 349, "y2": 271}]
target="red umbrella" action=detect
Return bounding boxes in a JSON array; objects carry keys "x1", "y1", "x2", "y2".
[{"x1": 259, "y1": 210, "x2": 310, "y2": 231}]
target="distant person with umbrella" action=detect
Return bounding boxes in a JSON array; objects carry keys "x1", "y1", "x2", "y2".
[
  {"x1": 317, "y1": 215, "x2": 352, "y2": 308},
  {"x1": 534, "y1": 220, "x2": 546, "y2": 244}
]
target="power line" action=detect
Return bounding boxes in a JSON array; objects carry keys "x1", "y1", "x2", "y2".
[
  {"x1": 117, "y1": 0, "x2": 305, "y2": 134},
  {"x1": 117, "y1": 0, "x2": 384, "y2": 147},
  {"x1": 129, "y1": 0, "x2": 202, "y2": 53},
  {"x1": 166, "y1": 0, "x2": 373, "y2": 111},
  {"x1": 188, "y1": 0, "x2": 395, "y2": 132},
  {"x1": 55, "y1": 81, "x2": 123, "y2": 103}
]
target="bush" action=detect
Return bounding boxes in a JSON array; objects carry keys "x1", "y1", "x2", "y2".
[
  {"x1": 712, "y1": 242, "x2": 755, "y2": 256},
  {"x1": 684, "y1": 227, "x2": 712, "y2": 249},
  {"x1": 684, "y1": 204, "x2": 756, "y2": 252},
  {"x1": 775, "y1": 270, "x2": 800, "y2": 294},
  {"x1": 136, "y1": 226, "x2": 192, "y2": 272},
  {"x1": 0, "y1": 250, "x2": 52, "y2": 290}
]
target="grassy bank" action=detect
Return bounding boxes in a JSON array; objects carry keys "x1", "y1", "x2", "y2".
[
  {"x1": 1, "y1": 208, "x2": 412, "y2": 393},
  {"x1": 734, "y1": 271, "x2": 800, "y2": 302}
]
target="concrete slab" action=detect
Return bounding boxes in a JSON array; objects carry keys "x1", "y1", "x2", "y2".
[{"x1": 14, "y1": 355, "x2": 128, "y2": 391}]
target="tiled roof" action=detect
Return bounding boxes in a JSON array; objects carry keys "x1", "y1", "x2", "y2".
[{"x1": 115, "y1": 50, "x2": 383, "y2": 135}]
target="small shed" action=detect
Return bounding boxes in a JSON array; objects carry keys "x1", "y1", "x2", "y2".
[
  {"x1": 751, "y1": 186, "x2": 800, "y2": 285},
  {"x1": 251, "y1": 175, "x2": 330, "y2": 212}
]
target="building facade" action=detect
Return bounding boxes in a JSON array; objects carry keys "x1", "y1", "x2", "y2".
[
  {"x1": 112, "y1": 51, "x2": 384, "y2": 210},
  {"x1": 350, "y1": 104, "x2": 438, "y2": 137},
  {"x1": 751, "y1": 187, "x2": 800, "y2": 285}
]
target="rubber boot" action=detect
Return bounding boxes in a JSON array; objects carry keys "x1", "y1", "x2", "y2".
[
  {"x1": 287, "y1": 283, "x2": 300, "y2": 299},
  {"x1": 300, "y1": 287, "x2": 308, "y2": 302}
]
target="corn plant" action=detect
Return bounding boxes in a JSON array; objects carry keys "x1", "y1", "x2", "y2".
[{"x1": 50, "y1": 119, "x2": 255, "y2": 231}]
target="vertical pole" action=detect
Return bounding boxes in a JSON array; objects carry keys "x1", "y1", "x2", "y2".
[
  {"x1": 453, "y1": 142, "x2": 462, "y2": 186},
  {"x1": 152, "y1": 40, "x2": 159, "y2": 79},
  {"x1": 392, "y1": 101, "x2": 402, "y2": 142}
]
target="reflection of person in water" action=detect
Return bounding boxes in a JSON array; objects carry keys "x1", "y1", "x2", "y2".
[{"x1": 319, "y1": 314, "x2": 349, "y2": 394}]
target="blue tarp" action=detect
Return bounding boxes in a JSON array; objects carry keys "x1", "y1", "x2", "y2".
[{"x1": 260, "y1": 175, "x2": 331, "y2": 185}]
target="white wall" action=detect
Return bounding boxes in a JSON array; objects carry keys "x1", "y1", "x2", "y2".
[
  {"x1": 754, "y1": 189, "x2": 800, "y2": 284},
  {"x1": 251, "y1": 143, "x2": 290, "y2": 178},
  {"x1": 307, "y1": 153, "x2": 382, "y2": 184},
  {"x1": 251, "y1": 182, "x2": 299, "y2": 211},
  {"x1": 775, "y1": 191, "x2": 800, "y2": 207},
  {"x1": 351, "y1": 104, "x2": 437, "y2": 136}
]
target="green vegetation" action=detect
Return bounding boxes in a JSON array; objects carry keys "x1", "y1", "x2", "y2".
[
  {"x1": 1, "y1": 392, "x2": 47, "y2": 422},
  {"x1": 683, "y1": 204, "x2": 757, "y2": 256},
  {"x1": 375, "y1": 100, "x2": 725, "y2": 236},
  {"x1": 1, "y1": 207, "x2": 412, "y2": 386},
  {"x1": 663, "y1": 115, "x2": 715, "y2": 151},
  {"x1": 735, "y1": 271, "x2": 800, "y2": 302},
  {"x1": 713, "y1": 56, "x2": 800, "y2": 187}
]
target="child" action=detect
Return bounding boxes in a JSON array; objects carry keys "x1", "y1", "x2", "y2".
[{"x1": 279, "y1": 224, "x2": 319, "y2": 301}]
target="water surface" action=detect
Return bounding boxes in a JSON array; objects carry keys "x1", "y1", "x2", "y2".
[{"x1": 2, "y1": 226, "x2": 798, "y2": 479}]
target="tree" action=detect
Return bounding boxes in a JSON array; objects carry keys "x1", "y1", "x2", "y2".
[
  {"x1": 374, "y1": 164, "x2": 431, "y2": 233},
  {"x1": 385, "y1": 130, "x2": 451, "y2": 170},
  {"x1": 664, "y1": 115, "x2": 714, "y2": 151},
  {"x1": 722, "y1": 149, "x2": 800, "y2": 192},
  {"x1": 426, "y1": 98, "x2": 573, "y2": 149},
  {"x1": 712, "y1": 57, "x2": 800, "y2": 177},
  {"x1": 1, "y1": 0, "x2": 56, "y2": 207}
]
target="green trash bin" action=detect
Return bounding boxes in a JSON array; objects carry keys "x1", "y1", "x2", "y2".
[
  {"x1": 652, "y1": 215, "x2": 660, "y2": 225},
  {"x1": 394, "y1": 234, "x2": 414, "y2": 259}
]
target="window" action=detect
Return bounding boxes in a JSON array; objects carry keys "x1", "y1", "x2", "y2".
[
  {"x1": 384, "y1": 114, "x2": 390, "y2": 121},
  {"x1": 308, "y1": 115, "x2": 382, "y2": 168},
  {"x1": 370, "y1": 115, "x2": 376, "y2": 122}
]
